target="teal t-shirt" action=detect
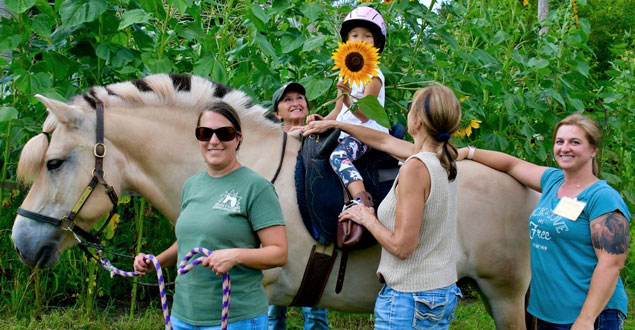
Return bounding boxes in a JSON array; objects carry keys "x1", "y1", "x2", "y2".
[
  {"x1": 527, "y1": 168, "x2": 630, "y2": 323},
  {"x1": 171, "y1": 167, "x2": 285, "y2": 326}
]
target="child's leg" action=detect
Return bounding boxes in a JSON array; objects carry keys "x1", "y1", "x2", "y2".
[{"x1": 329, "y1": 136, "x2": 371, "y2": 202}]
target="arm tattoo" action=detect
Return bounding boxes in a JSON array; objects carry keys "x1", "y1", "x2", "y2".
[{"x1": 590, "y1": 211, "x2": 629, "y2": 255}]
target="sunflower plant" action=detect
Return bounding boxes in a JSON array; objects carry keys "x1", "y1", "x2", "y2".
[{"x1": 330, "y1": 41, "x2": 390, "y2": 128}]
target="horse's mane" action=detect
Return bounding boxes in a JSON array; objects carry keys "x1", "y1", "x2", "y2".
[{"x1": 18, "y1": 74, "x2": 281, "y2": 182}]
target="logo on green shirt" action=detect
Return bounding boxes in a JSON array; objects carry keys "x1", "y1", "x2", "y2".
[{"x1": 213, "y1": 190, "x2": 242, "y2": 212}]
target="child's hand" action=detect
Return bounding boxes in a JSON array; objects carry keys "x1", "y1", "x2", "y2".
[
  {"x1": 336, "y1": 81, "x2": 352, "y2": 107},
  {"x1": 336, "y1": 81, "x2": 351, "y2": 95},
  {"x1": 306, "y1": 113, "x2": 323, "y2": 123}
]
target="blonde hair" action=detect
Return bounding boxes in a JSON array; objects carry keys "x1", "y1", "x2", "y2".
[
  {"x1": 553, "y1": 113, "x2": 601, "y2": 175},
  {"x1": 410, "y1": 85, "x2": 462, "y2": 181}
]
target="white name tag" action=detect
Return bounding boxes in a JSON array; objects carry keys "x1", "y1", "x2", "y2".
[{"x1": 553, "y1": 197, "x2": 586, "y2": 221}]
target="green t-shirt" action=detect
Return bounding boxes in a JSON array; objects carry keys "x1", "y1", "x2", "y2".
[{"x1": 171, "y1": 167, "x2": 285, "y2": 326}]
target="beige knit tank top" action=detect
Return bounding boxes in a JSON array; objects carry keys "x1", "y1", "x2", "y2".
[{"x1": 376, "y1": 151, "x2": 458, "y2": 292}]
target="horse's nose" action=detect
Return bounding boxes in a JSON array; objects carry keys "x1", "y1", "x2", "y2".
[
  {"x1": 36, "y1": 244, "x2": 57, "y2": 268},
  {"x1": 14, "y1": 245, "x2": 24, "y2": 259}
]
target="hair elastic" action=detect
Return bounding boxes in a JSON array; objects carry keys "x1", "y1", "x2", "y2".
[{"x1": 436, "y1": 133, "x2": 450, "y2": 142}]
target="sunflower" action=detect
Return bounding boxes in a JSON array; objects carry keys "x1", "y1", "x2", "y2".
[
  {"x1": 453, "y1": 118, "x2": 482, "y2": 138},
  {"x1": 331, "y1": 41, "x2": 380, "y2": 87}
]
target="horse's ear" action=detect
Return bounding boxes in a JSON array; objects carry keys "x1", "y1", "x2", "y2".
[{"x1": 35, "y1": 94, "x2": 83, "y2": 127}]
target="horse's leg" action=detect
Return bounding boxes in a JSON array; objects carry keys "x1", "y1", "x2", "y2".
[{"x1": 475, "y1": 275, "x2": 528, "y2": 330}]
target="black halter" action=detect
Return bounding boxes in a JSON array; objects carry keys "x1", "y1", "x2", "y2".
[{"x1": 17, "y1": 101, "x2": 119, "y2": 259}]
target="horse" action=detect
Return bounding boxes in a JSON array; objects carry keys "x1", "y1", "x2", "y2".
[{"x1": 11, "y1": 74, "x2": 539, "y2": 329}]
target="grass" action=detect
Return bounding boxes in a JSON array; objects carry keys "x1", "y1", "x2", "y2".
[
  {"x1": 0, "y1": 280, "x2": 632, "y2": 329},
  {"x1": 284, "y1": 294, "x2": 495, "y2": 329},
  {"x1": 0, "y1": 297, "x2": 493, "y2": 330}
]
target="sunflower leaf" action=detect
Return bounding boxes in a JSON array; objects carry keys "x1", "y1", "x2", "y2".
[{"x1": 354, "y1": 95, "x2": 390, "y2": 129}]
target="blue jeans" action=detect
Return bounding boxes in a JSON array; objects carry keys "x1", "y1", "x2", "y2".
[
  {"x1": 536, "y1": 309, "x2": 626, "y2": 330},
  {"x1": 268, "y1": 305, "x2": 329, "y2": 330},
  {"x1": 171, "y1": 313, "x2": 267, "y2": 330},
  {"x1": 374, "y1": 283, "x2": 462, "y2": 330}
]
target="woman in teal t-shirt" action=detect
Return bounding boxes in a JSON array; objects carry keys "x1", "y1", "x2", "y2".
[
  {"x1": 457, "y1": 113, "x2": 629, "y2": 329},
  {"x1": 133, "y1": 101, "x2": 287, "y2": 330}
]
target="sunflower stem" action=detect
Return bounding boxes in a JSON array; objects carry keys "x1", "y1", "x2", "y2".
[{"x1": 312, "y1": 93, "x2": 347, "y2": 114}]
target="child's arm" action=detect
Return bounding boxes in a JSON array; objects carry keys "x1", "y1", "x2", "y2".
[
  {"x1": 306, "y1": 86, "x2": 345, "y2": 123},
  {"x1": 350, "y1": 76, "x2": 382, "y2": 123}
]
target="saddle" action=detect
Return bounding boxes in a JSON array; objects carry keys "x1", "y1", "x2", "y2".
[
  {"x1": 294, "y1": 126, "x2": 402, "y2": 294},
  {"x1": 296, "y1": 127, "x2": 401, "y2": 247}
]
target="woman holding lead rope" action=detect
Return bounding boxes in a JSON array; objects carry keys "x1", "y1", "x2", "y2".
[{"x1": 134, "y1": 101, "x2": 288, "y2": 330}]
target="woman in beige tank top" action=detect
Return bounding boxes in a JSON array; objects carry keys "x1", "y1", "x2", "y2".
[{"x1": 303, "y1": 84, "x2": 463, "y2": 329}]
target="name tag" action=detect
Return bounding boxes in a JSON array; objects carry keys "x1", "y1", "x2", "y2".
[{"x1": 553, "y1": 197, "x2": 586, "y2": 221}]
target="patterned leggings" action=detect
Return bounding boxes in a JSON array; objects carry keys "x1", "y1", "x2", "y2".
[{"x1": 329, "y1": 136, "x2": 370, "y2": 187}]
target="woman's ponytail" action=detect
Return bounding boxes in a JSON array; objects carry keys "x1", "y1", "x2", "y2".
[{"x1": 411, "y1": 85, "x2": 461, "y2": 181}]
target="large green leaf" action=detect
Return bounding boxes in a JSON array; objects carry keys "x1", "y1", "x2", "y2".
[
  {"x1": 302, "y1": 35, "x2": 327, "y2": 53},
  {"x1": 250, "y1": 3, "x2": 269, "y2": 24},
  {"x1": 355, "y1": 95, "x2": 390, "y2": 129},
  {"x1": 298, "y1": 76, "x2": 332, "y2": 101},
  {"x1": 212, "y1": 60, "x2": 227, "y2": 85},
  {"x1": 0, "y1": 106, "x2": 18, "y2": 122},
  {"x1": 301, "y1": 3, "x2": 322, "y2": 23},
  {"x1": 281, "y1": 33, "x2": 305, "y2": 54},
  {"x1": 255, "y1": 33, "x2": 276, "y2": 58},
  {"x1": 6, "y1": 0, "x2": 36, "y2": 13},
  {"x1": 545, "y1": 88, "x2": 565, "y2": 106},
  {"x1": 30, "y1": 14, "x2": 55, "y2": 38},
  {"x1": 59, "y1": 0, "x2": 107, "y2": 28},
  {"x1": 141, "y1": 53, "x2": 173, "y2": 73},
  {"x1": 119, "y1": 9, "x2": 152, "y2": 30},
  {"x1": 167, "y1": 0, "x2": 192, "y2": 15},
  {"x1": 567, "y1": 97, "x2": 585, "y2": 112},
  {"x1": 14, "y1": 72, "x2": 52, "y2": 95}
]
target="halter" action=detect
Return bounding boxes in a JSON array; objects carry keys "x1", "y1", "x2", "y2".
[{"x1": 17, "y1": 101, "x2": 119, "y2": 259}]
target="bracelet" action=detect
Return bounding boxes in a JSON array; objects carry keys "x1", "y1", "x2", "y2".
[{"x1": 467, "y1": 146, "x2": 476, "y2": 160}]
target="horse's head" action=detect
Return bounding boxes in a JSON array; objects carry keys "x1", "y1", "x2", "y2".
[{"x1": 12, "y1": 95, "x2": 123, "y2": 268}]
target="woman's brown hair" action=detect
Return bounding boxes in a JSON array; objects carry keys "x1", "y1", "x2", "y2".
[{"x1": 410, "y1": 85, "x2": 462, "y2": 181}]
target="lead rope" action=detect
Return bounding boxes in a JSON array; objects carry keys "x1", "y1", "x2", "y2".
[{"x1": 100, "y1": 248, "x2": 231, "y2": 330}]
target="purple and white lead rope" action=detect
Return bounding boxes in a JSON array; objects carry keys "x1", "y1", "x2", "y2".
[{"x1": 100, "y1": 248, "x2": 231, "y2": 330}]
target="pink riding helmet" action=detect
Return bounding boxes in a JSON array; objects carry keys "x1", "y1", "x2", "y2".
[{"x1": 339, "y1": 6, "x2": 387, "y2": 53}]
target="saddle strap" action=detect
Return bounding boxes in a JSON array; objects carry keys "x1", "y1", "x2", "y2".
[
  {"x1": 335, "y1": 250, "x2": 348, "y2": 294},
  {"x1": 290, "y1": 244, "x2": 338, "y2": 307}
]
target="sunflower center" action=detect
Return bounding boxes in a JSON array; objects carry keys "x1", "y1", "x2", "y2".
[{"x1": 345, "y1": 52, "x2": 365, "y2": 72}]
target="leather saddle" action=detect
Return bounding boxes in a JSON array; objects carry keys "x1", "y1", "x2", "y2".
[{"x1": 295, "y1": 126, "x2": 403, "y2": 248}]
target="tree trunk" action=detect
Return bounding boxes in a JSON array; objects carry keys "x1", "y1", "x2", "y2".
[{"x1": 538, "y1": 0, "x2": 549, "y2": 35}]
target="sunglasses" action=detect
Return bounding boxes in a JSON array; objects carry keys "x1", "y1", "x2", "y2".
[{"x1": 195, "y1": 126, "x2": 240, "y2": 142}]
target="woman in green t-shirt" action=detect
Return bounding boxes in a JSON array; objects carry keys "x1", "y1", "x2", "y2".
[{"x1": 134, "y1": 101, "x2": 288, "y2": 330}]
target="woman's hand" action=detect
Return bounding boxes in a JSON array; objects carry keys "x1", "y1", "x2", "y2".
[
  {"x1": 133, "y1": 253, "x2": 153, "y2": 275},
  {"x1": 338, "y1": 204, "x2": 375, "y2": 227},
  {"x1": 201, "y1": 249, "x2": 239, "y2": 276},
  {"x1": 571, "y1": 319, "x2": 594, "y2": 330},
  {"x1": 303, "y1": 119, "x2": 338, "y2": 136},
  {"x1": 305, "y1": 113, "x2": 324, "y2": 124}
]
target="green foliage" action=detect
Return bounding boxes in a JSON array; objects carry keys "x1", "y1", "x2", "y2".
[
  {"x1": 579, "y1": 0, "x2": 635, "y2": 77},
  {"x1": 0, "y1": 0, "x2": 633, "y2": 324}
]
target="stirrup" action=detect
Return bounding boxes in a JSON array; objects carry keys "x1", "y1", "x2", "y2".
[{"x1": 341, "y1": 199, "x2": 360, "y2": 212}]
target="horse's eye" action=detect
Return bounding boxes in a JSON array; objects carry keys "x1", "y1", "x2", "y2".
[{"x1": 46, "y1": 159, "x2": 64, "y2": 170}]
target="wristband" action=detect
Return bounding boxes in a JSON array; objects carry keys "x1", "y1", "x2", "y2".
[{"x1": 467, "y1": 146, "x2": 476, "y2": 160}]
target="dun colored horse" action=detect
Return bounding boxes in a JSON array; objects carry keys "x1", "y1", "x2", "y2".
[{"x1": 12, "y1": 75, "x2": 539, "y2": 329}]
